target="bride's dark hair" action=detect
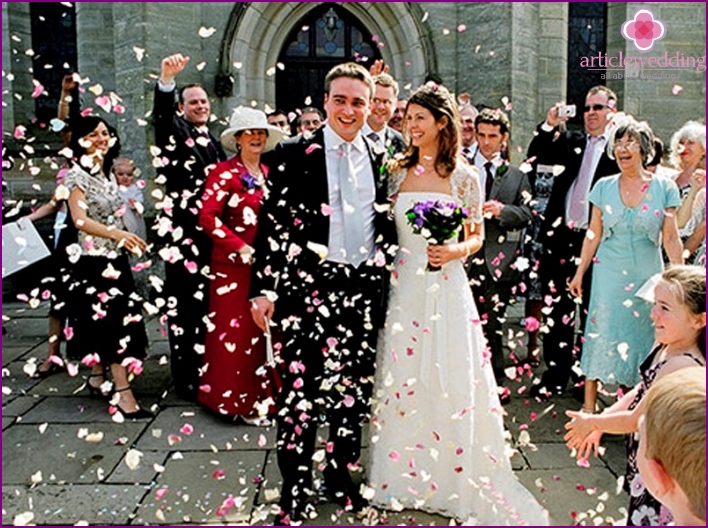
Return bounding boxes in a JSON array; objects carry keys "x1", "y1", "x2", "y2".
[{"x1": 394, "y1": 82, "x2": 460, "y2": 178}]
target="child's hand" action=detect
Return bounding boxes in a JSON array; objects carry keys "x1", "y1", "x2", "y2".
[
  {"x1": 575, "y1": 430, "x2": 603, "y2": 461},
  {"x1": 563, "y1": 410, "x2": 596, "y2": 449},
  {"x1": 128, "y1": 197, "x2": 137, "y2": 209}
]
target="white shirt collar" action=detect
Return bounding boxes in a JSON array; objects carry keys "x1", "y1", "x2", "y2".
[{"x1": 324, "y1": 125, "x2": 366, "y2": 154}]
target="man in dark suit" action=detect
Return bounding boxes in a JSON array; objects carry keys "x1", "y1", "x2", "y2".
[
  {"x1": 362, "y1": 73, "x2": 406, "y2": 157},
  {"x1": 250, "y1": 63, "x2": 397, "y2": 525},
  {"x1": 466, "y1": 108, "x2": 533, "y2": 383},
  {"x1": 526, "y1": 85, "x2": 619, "y2": 399},
  {"x1": 153, "y1": 53, "x2": 225, "y2": 402}
]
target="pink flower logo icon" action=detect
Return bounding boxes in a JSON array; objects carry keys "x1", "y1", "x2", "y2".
[{"x1": 621, "y1": 9, "x2": 666, "y2": 52}]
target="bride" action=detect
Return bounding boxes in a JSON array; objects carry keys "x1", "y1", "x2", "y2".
[{"x1": 367, "y1": 83, "x2": 549, "y2": 525}]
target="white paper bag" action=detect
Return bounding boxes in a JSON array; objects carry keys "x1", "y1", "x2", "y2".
[{"x1": 2, "y1": 217, "x2": 51, "y2": 278}]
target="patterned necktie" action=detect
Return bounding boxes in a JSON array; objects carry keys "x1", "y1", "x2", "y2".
[
  {"x1": 462, "y1": 147, "x2": 471, "y2": 158},
  {"x1": 567, "y1": 135, "x2": 602, "y2": 225},
  {"x1": 484, "y1": 161, "x2": 494, "y2": 200},
  {"x1": 339, "y1": 142, "x2": 367, "y2": 267},
  {"x1": 367, "y1": 131, "x2": 381, "y2": 146}
]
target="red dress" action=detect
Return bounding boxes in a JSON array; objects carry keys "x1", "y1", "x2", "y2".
[{"x1": 197, "y1": 156, "x2": 276, "y2": 418}]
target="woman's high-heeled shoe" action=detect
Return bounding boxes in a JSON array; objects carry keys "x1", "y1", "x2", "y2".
[
  {"x1": 87, "y1": 373, "x2": 111, "y2": 400},
  {"x1": 113, "y1": 386, "x2": 153, "y2": 419}
]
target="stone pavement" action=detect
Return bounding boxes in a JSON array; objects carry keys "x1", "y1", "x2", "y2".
[{"x1": 2, "y1": 300, "x2": 629, "y2": 526}]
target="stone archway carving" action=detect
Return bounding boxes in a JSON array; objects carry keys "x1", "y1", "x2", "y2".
[{"x1": 218, "y1": 2, "x2": 435, "y2": 111}]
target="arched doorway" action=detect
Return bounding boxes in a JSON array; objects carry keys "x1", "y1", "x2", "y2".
[
  {"x1": 218, "y1": 2, "x2": 435, "y2": 115},
  {"x1": 276, "y1": 5, "x2": 382, "y2": 113}
]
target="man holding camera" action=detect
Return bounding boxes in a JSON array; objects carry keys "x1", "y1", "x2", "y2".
[{"x1": 526, "y1": 86, "x2": 619, "y2": 400}]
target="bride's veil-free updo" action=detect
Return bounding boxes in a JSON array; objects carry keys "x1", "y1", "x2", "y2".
[{"x1": 395, "y1": 82, "x2": 461, "y2": 178}]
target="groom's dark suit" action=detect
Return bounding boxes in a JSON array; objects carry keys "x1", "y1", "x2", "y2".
[{"x1": 250, "y1": 126, "x2": 397, "y2": 515}]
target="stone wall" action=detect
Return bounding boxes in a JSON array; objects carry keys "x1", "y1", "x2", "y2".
[{"x1": 607, "y1": 2, "x2": 706, "y2": 152}]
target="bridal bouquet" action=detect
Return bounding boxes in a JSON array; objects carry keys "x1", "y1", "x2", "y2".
[{"x1": 406, "y1": 200, "x2": 469, "y2": 271}]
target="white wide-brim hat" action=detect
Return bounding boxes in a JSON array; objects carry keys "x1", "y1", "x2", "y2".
[{"x1": 220, "y1": 107, "x2": 288, "y2": 153}]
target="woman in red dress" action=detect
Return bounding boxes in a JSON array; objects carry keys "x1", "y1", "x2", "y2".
[{"x1": 198, "y1": 107, "x2": 287, "y2": 424}]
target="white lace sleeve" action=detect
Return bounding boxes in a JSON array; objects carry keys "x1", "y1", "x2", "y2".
[
  {"x1": 387, "y1": 164, "x2": 407, "y2": 199},
  {"x1": 452, "y1": 163, "x2": 483, "y2": 224}
]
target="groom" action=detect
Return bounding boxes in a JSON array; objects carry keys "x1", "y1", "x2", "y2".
[{"x1": 250, "y1": 62, "x2": 397, "y2": 525}]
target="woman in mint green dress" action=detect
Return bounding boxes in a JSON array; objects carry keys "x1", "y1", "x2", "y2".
[{"x1": 568, "y1": 117, "x2": 683, "y2": 414}]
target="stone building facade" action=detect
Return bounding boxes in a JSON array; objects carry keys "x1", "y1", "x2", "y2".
[{"x1": 3, "y1": 2, "x2": 706, "y2": 199}]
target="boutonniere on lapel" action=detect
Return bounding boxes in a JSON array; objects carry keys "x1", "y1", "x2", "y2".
[
  {"x1": 491, "y1": 153, "x2": 509, "y2": 177},
  {"x1": 241, "y1": 173, "x2": 263, "y2": 191}
]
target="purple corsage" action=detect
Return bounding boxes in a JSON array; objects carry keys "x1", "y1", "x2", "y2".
[{"x1": 241, "y1": 173, "x2": 262, "y2": 191}]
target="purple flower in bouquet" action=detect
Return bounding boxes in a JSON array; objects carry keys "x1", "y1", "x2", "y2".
[
  {"x1": 241, "y1": 173, "x2": 261, "y2": 191},
  {"x1": 406, "y1": 199, "x2": 469, "y2": 271}
]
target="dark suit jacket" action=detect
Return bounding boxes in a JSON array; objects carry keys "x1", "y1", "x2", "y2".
[
  {"x1": 526, "y1": 123, "x2": 618, "y2": 242},
  {"x1": 152, "y1": 85, "x2": 225, "y2": 246},
  {"x1": 478, "y1": 163, "x2": 533, "y2": 281},
  {"x1": 383, "y1": 127, "x2": 407, "y2": 156},
  {"x1": 250, "y1": 127, "x2": 397, "y2": 323}
]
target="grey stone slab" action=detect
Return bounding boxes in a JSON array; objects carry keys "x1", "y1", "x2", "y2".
[
  {"x1": 127, "y1": 356, "x2": 173, "y2": 397},
  {"x1": 255, "y1": 448, "x2": 282, "y2": 506},
  {"x1": 516, "y1": 467, "x2": 629, "y2": 526},
  {"x1": 3, "y1": 317, "x2": 50, "y2": 339},
  {"x1": 2, "y1": 344, "x2": 40, "y2": 366},
  {"x1": 132, "y1": 450, "x2": 267, "y2": 525},
  {"x1": 107, "y1": 450, "x2": 171, "y2": 485},
  {"x1": 23, "y1": 368, "x2": 91, "y2": 398},
  {"x1": 1, "y1": 483, "x2": 148, "y2": 526},
  {"x1": 136, "y1": 406, "x2": 276, "y2": 451},
  {"x1": 145, "y1": 318, "x2": 169, "y2": 344},
  {"x1": 1, "y1": 360, "x2": 42, "y2": 405},
  {"x1": 2, "y1": 422, "x2": 146, "y2": 485},
  {"x1": 520, "y1": 442, "x2": 584, "y2": 470},
  {"x1": 599, "y1": 436, "x2": 629, "y2": 479},
  {"x1": 3, "y1": 417, "x2": 15, "y2": 430},
  {"x1": 505, "y1": 396, "x2": 576, "y2": 444},
  {"x1": 1, "y1": 394, "x2": 43, "y2": 417},
  {"x1": 20, "y1": 395, "x2": 156, "y2": 424}
]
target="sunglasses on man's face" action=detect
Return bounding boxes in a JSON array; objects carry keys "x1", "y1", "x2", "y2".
[{"x1": 584, "y1": 104, "x2": 609, "y2": 112}]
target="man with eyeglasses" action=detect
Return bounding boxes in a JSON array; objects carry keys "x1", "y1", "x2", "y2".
[
  {"x1": 459, "y1": 103, "x2": 479, "y2": 164},
  {"x1": 526, "y1": 85, "x2": 620, "y2": 401},
  {"x1": 298, "y1": 106, "x2": 325, "y2": 134},
  {"x1": 362, "y1": 73, "x2": 406, "y2": 156}
]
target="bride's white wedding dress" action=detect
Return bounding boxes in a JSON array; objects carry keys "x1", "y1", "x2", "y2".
[{"x1": 367, "y1": 164, "x2": 549, "y2": 525}]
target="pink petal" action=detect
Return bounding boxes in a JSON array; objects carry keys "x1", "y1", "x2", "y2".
[
  {"x1": 155, "y1": 487, "x2": 169, "y2": 500},
  {"x1": 305, "y1": 143, "x2": 323, "y2": 155},
  {"x1": 31, "y1": 82, "x2": 45, "y2": 98},
  {"x1": 184, "y1": 261, "x2": 198, "y2": 274},
  {"x1": 180, "y1": 423, "x2": 194, "y2": 435}
]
